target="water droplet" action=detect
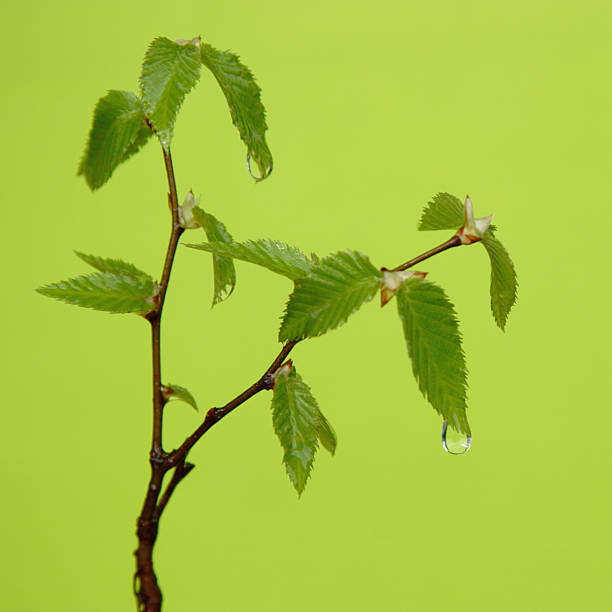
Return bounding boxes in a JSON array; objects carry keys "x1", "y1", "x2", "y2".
[
  {"x1": 441, "y1": 420, "x2": 472, "y2": 455},
  {"x1": 246, "y1": 152, "x2": 272, "y2": 182}
]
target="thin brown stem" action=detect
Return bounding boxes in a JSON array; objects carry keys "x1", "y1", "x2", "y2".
[
  {"x1": 390, "y1": 234, "x2": 462, "y2": 272},
  {"x1": 135, "y1": 146, "x2": 184, "y2": 612},
  {"x1": 169, "y1": 340, "x2": 298, "y2": 467},
  {"x1": 154, "y1": 460, "x2": 195, "y2": 520},
  {"x1": 150, "y1": 318, "x2": 165, "y2": 455}
]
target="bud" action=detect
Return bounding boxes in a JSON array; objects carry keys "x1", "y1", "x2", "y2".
[
  {"x1": 178, "y1": 190, "x2": 201, "y2": 229},
  {"x1": 174, "y1": 36, "x2": 202, "y2": 50},
  {"x1": 380, "y1": 269, "x2": 427, "y2": 307},
  {"x1": 267, "y1": 359, "x2": 293, "y2": 389},
  {"x1": 457, "y1": 195, "x2": 494, "y2": 244}
]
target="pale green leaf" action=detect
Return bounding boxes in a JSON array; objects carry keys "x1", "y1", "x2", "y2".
[
  {"x1": 74, "y1": 252, "x2": 152, "y2": 280},
  {"x1": 36, "y1": 270, "x2": 156, "y2": 314},
  {"x1": 315, "y1": 409, "x2": 337, "y2": 456},
  {"x1": 279, "y1": 251, "x2": 382, "y2": 342},
  {"x1": 481, "y1": 230, "x2": 517, "y2": 331},
  {"x1": 200, "y1": 43, "x2": 272, "y2": 181},
  {"x1": 271, "y1": 367, "x2": 320, "y2": 495},
  {"x1": 77, "y1": 90, "x2": 152, "y2": 190},
  {"x1": 186, "y1": 238, "x2": 312, "y2": 281},
  {"x1": 396, "y1": 278, "x2": 470, "y2": 435},
  {"x1": 418, "y1": 192, "x2": 465, "y2": 231},
  {"x1": 164, "y1": 384, "x2": 198, "y2": 411},
  {"x1": 140, "y1": 37, "x2": 201, "y2": 148},
  {"x1": 191, "y1": 207, "x2": 236, "y2": 306}
]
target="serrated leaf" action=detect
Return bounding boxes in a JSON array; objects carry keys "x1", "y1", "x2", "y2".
[
  {"x1": 418, "y1": 192, "x2": 497, "y2": 234},
  {"x1": 396, "y1": 278, "x2": 470, "y2": 435},
  {"x1": 191, "y1": 207, "x2": 236, "y2": 306},
  {"x1": 315, "y1": 409, "x2": 337, "y2": 456},
  {"x1": 279, "y1": 251, "x2": 382, "y2": 342},
  {"x1": 186, "y1": 238, "x2": 312, "y2": 281},
  {"x1": 77, "y1": 90, "x2": 152, "y2": 190},
  {"x1": 418, "y1": 192, "x2": 465, "y2": 231},
  {"x1": 121, "y1": 121, "x2": 154, "y2": 163},
  {"x1": 140, "y1": 37, "x2": 201, "y2": 149},
  {"x1": 271, "y1": 367, "x2": 320, "y2": 495},
  {"x1": 481, "y1": 230, "x2": 517, "y2": 331},
  {"x1": 36, "y1": 270, "x2": 156, "y2": 314},
  {"x1": 164, "y1": 384, "x2": 198, "y2": 411},
  {"x1": 200, "y1": 43, "x2": 272, "y2": 181},
  {"x1": 74, "y1": 252, "x2": 152, "y2": 280}
]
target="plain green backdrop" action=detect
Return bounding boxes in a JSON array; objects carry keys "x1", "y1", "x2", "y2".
[{"x1": 3, "y1": 0, "x2": 611, "y2": 610}]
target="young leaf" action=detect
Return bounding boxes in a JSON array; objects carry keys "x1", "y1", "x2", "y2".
[
  {"x1": 140, "y1": 37, "x2": 201, "y2": 149},
  {"x1": 74, "y1": 252, "x2": 152, "y2": 280},
  {"x1": 315, "y1": 409, "x2": 337, "y2": 456},
  {"x1": 36, "y1": 271, "x2": 156, "y2": 314},
  {"x1": 271, "y1": 366, "x2": 320, "y2": 495},
  {"x1": 163, "y1": 384, "x2": 198, "y2": 411},
  {"x1": 279, "y1": 251, "x2": 382, "y2": 342},
  {"x1": 200, "y1": 43, "x2": 272, "y2": 181},
  {"x1": 191, "y1": 207, "x2": 236, "y2": 306},
  {"x1": 186, "y1": 238, "x2": 313, "y2": 281},
  {"x1": 418, "y1": 192, "x2": 465, "y2": 231},
  {"x1": 481, "y1": 230, "x2": 517, "y2": 331},
  {"x1": 77, "y1": 90, "x2": 152, "y2": 191},
  {"x1": 396, "y1": 278, "x2": 470, "y2": 435}
]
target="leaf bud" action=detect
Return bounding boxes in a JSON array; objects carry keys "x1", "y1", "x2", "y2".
[
  {"x1": 380, "y1": 269, "x2": 427, "y2": 306},
  {"x1": 178, "y1": 190, "x2": 201, "y2": 229},
  {"x1": 456, "y1": 195, "x2": 494, "y2": 244}
]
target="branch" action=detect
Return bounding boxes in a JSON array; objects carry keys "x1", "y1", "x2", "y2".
[
  {"x1": 135, "y1": 145, "x2": 185, "y2": 612},
  {"x1": 390, "y1": 234, "x2": 461, "y2": 272},
  {"x1": 147, "y1": 148, "x2": 184, "y2": 455},
  {"x1": 154, "y1": 460, "x2": 195, "y2": 519},
  {"x1": 169, "y1": 340, "x2": 299, "y2": 466}
]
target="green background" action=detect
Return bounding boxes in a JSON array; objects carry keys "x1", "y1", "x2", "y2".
[{"x1": 3, "y1": 0, "x2": 611, "y2": 610}]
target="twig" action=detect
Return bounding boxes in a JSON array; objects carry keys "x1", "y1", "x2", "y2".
[{"x1": 390, "y1": 234, "x2": 461, "y2": 272}]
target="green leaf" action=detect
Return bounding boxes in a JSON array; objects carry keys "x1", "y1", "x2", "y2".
[
  {"x1": 418, "y1": 192, "x2": 465, "y2": 231},
  {"x1": 77, "y1": 90, "x2": 153, "y2": 190},
  {"x1": 271, "y1": 367, "x2": 320, "y2": 495},
  {"x1": 186, "y1": 238, "x2": 312, "y2": 281},
  {"x1": 279, "y1": 251, "x2": 382, "y2": 342},
  {"x1": 396, "y1": 278, "x2": 470, "y2": 435},
  {"x1": 164, "y1": 384, "x2": 198, "y2": 411},
  {"x1": 191, "y1": 207, "x2": 236, "y2": 306},
  {"x1": 122, "y1": 121, "x2": 154, "y2": 163},
  {"x1": 36, "y1": 270, "x2": 156, "y2": 314},
  {"x1": 140, "y1": 37, "x2": 201, "y2": 149},
  {"x1": 74, "y1": 252, "x2": 152, "y2": 280},
  {"x1": 315, "y1": 409, "x2": 337, "y2": 456},
  {"x1": 200, "y1": 43, "x2": 272, "y2": 181},
  {"x1": 481, "y1": 230, "x2": 517, "y2": 331}
]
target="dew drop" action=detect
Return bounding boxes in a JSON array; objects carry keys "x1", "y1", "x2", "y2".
[
  {"x1": 246, "y1": 152, "x2": 272, "y2": 182},
  {"x1": 441, "y1": 420, "x2": 472, "y2": 455}
]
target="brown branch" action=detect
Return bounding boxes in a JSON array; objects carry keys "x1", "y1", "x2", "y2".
[
  {"x1": 134, "y1": 146, "x2": 184, "y2": 612},
  {"x1": 154, "y1": 460, "x2": 195, "y2": 520},
  {"x1": 390, "y1": 234, "x2": 462, "y2": 272},
  {"x1": 169, "y1": 340, "x2": 298, "y2": 467}
]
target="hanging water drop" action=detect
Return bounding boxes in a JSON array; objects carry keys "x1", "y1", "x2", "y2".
[
  {"x1": 246, "y1": 151, "x2": 272, "y2": 182},
  {"x1": 441, "y1": 420, "x2": 472, "y2": 455}
]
